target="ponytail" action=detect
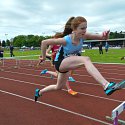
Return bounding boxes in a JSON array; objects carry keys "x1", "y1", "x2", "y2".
[
  {"x1": 53, "y1": 32, "x2": 63, "y2": 38},
  {"x1": 63, "y1": 17, "x2": 75, "y2": 36}
]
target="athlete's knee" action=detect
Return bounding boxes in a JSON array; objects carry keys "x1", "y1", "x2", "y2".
[
  {"x1": 84, "y1": 56, "x2": 91, "y2": 62},
  {"x1": 55, "y1": 85, "x2": 62, "y2": 90}
]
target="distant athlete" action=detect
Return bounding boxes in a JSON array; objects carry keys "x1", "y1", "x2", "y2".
[
  {"x1": 10, "y1": 44, "x2": 15, "y2": 57},
  {"x1": 98, "y1": 42, "x2": 103, "y2": 54},
  {"x1": 0, "y1": 45, "x2": 4, "y2": 64}
]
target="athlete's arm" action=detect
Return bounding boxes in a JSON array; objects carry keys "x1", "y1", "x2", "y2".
[
  {"x1": 84, "y1": 30, "x2": 110, "y2": 40},
  {"x1": 46, "y1": 45, "x2": 52, "y2": 57},
  {"x1": 41, "y1": 38, "x2": 66, "y2": 60}
]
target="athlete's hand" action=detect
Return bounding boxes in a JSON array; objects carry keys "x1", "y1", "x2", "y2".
[
  {"x1": 102, "y1": 30, "x2": 110, "y2": 40},
  {"x1": 36, "y1": 56, "x2": 45, "y2": 67},
  {"x1": 39, "y1": 55, "x2": 46, "y2": 63}
]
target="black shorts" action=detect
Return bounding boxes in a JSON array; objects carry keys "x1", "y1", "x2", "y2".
[
  {"x1": 0, "y1": 55, "x2": 3, "y2": 58},
  {"x1": 54, "y1": 59, "x2": 68, "y2": 73},
  {"x1": 52, "y1": 60, "x2": 55, "y2": 65}
]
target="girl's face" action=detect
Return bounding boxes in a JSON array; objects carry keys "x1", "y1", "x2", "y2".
[{"x1": 75, "y1": 22, "x2": 87, "y2": 38}]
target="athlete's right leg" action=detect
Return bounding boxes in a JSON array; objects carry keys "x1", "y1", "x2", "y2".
[
  {"x1": 59, "y1": 56, "x2": 125, "y2": 96},
  {"x1": 35, "y1": 72, "x2": 69, "y2": 101},
  {"x1": 59, "y1": 56, "x2": 109, "y2": 88},
  {"x1": 40, "y1": 72, "x2": 68, "y2": 94}
]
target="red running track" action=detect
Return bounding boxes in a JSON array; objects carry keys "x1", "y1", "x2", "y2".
[{"x1": 0, "y1": 61, "x2": 125, "y2": 125}]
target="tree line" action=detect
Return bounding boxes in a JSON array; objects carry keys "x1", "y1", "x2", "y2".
[{"x1": 0, "y1": 31, "x2": 125, "y2": 48}]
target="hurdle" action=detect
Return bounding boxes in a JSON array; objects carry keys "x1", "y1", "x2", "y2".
[
  {"x1": 106, "y1": 101, "x2": 125, "y2": 125},
  {"x1": 1, "y1": 55, "x2": 39, "y2": 68}
]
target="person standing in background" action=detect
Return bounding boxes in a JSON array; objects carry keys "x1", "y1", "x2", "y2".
[
  {"x1": 10, "y1": 44, "x2": 15, "y2": 57},
  {"x1": 121, "y1": 56, "x2": 125, "y2": 60},
  {"x1": 0, "y1": 45, "x2": 4, "y2": 64},
  {"x1": 98, "y1": 42, "x2": 103, "y2": 54},
  {"x1": 105, "y1": 41, "x2": 109, "y2": 53}
]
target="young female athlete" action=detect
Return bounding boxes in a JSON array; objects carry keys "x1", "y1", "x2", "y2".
[
  {"x1": 40, "y1": 32, "x2": 77, "y2": 95},
  {"x1": 35, "y1": 16, "x2": 125, "y2": 101}
]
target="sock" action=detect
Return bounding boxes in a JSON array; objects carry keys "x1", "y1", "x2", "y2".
[
  {"x1": 68, "y1": 89, "x2": 72, "y2": 92},
  {"x1": 104, "y1": 82, "x2": 110, "y2": 90}
]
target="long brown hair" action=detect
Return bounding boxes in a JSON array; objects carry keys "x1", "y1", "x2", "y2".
[
  {"x1": 53, "y1": 16, "x2": 87, "y2": 38},
  {"x1": 53, "y1": 32, "x2": 63, "y2": 38},
  {"x1": 63, "y1": 17, "x2": 75, "y2": 36}
]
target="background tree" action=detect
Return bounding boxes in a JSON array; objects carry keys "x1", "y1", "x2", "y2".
[
  {"x1": 6, "y1": 39, "x2": 10, "y2": 46},
  {"x1": 2, "y1": 40, "x2": 6, "y2": 47}
]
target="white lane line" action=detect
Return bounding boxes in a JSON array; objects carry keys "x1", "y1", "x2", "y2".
[
  {"x1": 20, "y1": 63, "x2": 125, "y2": 72},
  {"x1": 18, "y1": 66, "x2": 125, "y2": 76},
  {"x1": 0, "y1": 89, "x2": 112, "y2": 125},
  {"x1": 0, "y1": 76, "x2": 45, "y2": 87},
  {"x1": 0, "y1": 76, "x2": 123, "y2": 103},
  {"x1": 1, "y1": 70, "x2": 124, "y2": 83}
]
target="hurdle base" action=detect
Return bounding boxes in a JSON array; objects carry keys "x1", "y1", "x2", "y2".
[
  {"x1": 0, "y1": 69, "x2": 4, "y2": 71},
  {"x1": 106, "y1": 116, "x2": 125, "y2": 125},
  {"x1": 14, "y1": 66, "x2": 18, "y2": 69}
]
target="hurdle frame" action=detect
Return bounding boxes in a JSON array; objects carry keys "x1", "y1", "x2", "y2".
[{"x1": 112, "y1": 101, "x2": 125, "y2": 125}]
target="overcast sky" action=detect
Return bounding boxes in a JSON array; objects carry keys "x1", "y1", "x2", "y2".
[{"x1": 0, "y1": 0, "x2": 125, "y2": 40}]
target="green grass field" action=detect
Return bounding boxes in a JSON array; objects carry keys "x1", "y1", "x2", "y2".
[
  {"x1": 4, "y1": 50, "x2": 41, "y2": 60},
  {"x1": 3, "y1": 48, "x2": 125, "y2": 64},
  {"x1": 82, "y1": 48, "x2": 125, "y2": 63}
]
